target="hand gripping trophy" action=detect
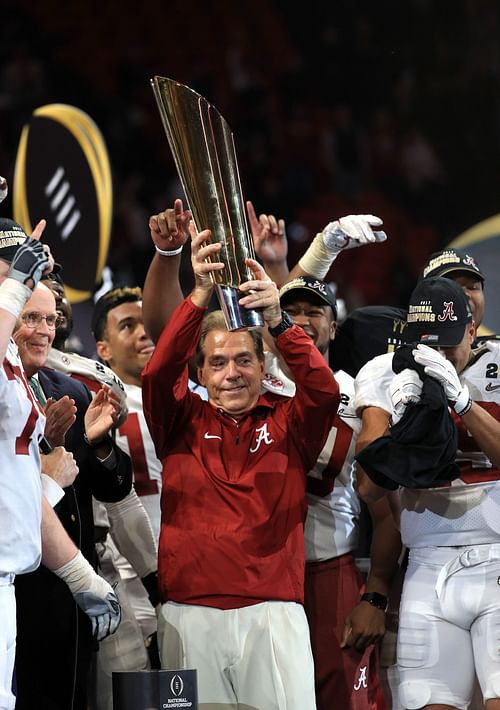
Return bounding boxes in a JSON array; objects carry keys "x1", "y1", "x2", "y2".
[{"x1": 151, "y1": 76, "x2": 264, "y2": 330}]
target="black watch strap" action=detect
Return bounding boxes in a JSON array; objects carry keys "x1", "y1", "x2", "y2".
[
  {"x1": 360, "y1": 591, "x2": 388, "y2": 612},
  {"x1": 268, "y1": 310, "x2": 293, "y2": 338}
]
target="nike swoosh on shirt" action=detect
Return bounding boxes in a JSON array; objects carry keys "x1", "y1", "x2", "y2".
[
  {"x1": 485, "y1": 382, "x2": 500, "y2": 392},
  {"x1": 204, "y1": 432, "x2": 222, "y2": 440}
]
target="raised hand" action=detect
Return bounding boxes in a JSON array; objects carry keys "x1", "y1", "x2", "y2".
[
  {"x1": 149, "y1": 198, "x2": 191, "y2": 254},
  {"x1": 0, "y1": 175, "x2": 8, "y2": 203},
  {"x1": 322, "y1": 214, "x2": 387, "y2": 251},
  {"x1": 189, "y1": 221, "x2": 225, "y2": 308},
  {"x1": 298, "y1": 213, "x2": 387, "y2": 280},
  {"x1": 8, "y1": 220, "x2": 51, "y2": 290},
  {"x1": 246, "y1": 200, "x2": 288, "y2": 266},
  {"x1": 239, "y1": 258, "x2": 281, "y2": 326},
  {"x1": 84, "y1": 386, "x2": 121, "y2": 445}
]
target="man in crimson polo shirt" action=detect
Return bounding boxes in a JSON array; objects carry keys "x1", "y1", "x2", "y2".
[{"x1": 142, "y1": 223, "x2": 340, "y2": 709}]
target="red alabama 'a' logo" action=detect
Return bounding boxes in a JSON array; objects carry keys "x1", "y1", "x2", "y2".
[{"x1": 438, "y1": 301, "x2": 458, "y2": 322}]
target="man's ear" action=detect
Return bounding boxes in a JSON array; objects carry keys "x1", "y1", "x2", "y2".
[
  {"x1": 197, "y1": 366, "x2": 206, "y2": 387},
  {"x1": 330, "y1": 320, "x2": 337, "y2": 341},
  {"x1": 96, "y1": 340, "x2": 111, "y2": 363}
]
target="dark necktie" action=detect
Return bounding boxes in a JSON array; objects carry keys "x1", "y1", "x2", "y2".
[{"x1": 29, "y1": 376, "x2": 47, "y2": 407}]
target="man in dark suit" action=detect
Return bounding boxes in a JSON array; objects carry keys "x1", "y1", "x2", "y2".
[{"x1": 13, "y1": 282, "x2": 132, "y2": 710}]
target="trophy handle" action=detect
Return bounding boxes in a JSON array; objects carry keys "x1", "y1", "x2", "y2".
[{"x1": 151, "y1": 76, "x2": 264, "y2": 330}]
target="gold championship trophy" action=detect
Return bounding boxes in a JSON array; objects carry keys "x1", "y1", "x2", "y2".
[{"x1": 151, "y1": 76, "x2": 264, "y2": 330}]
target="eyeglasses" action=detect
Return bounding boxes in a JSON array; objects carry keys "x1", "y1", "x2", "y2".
[{"x1": 21, "y1": 311, "x2": 64, "y2": 330}]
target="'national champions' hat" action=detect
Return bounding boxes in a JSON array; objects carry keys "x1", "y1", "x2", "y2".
[
  {"x1": 422, "y1": 248, "x2": 484, "y2": 282},
  {"x1": 405, "y1": 276, "x2": 472, "y2": 347},
  {"x1": 279, "y1": 276, "x2": 337, "y2": 319},
  {"x1": 0, "y1": 218, "x2": 28, "y2": 263}
]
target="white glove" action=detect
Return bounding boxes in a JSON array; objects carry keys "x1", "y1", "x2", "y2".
[
  {"x1": 0, "y1": 176, "x2": 7, "y2": 203},
  {"x1": 412, "y1": 343, "x2": 472, "y2": 416},
  {"x1": 53, "y1": 551, "x2": 121, "y2": 640},
  {"x1": 322, "y1": 214, "x2": 387, "y2": 251},
  {"x1": 389, "y1": 369, "x2": 423, "y2": 424},
  {"x1": 298, "y1": 214, "x2": 387, "y2": 279}
]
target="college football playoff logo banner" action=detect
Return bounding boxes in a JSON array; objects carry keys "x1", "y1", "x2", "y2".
[
  {"x1": 13, "y1": 104, "x2": 112, "y2": 303},
  {"x1": 449, "y1": 214, "x2": 500, "y2": 335}
]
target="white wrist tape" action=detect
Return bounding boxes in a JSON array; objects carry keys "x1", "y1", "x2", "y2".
[
  {"x1": 0, "y1": 277, "x2": 31, "y2": 318},
  {"x1": 298, "y1": 232, "x2": 341, "y2": 280},
  {"x1": 155, "y1": 244, "x2": 183, "y2": 257},
  {"x1": 454, "y1": 384, "x2": 472, "y2": 417},
  {"x1": 53, "y1": 550, "x2": 101, "y2": 595}
]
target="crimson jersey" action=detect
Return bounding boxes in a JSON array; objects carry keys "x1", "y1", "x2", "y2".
[
  {"x1": 0, "y1": 340, "x2": 44, "y2": 574},
  {"x1": 355, "y1": 342, "x2": 500, "y2": 548},
  {"x1": 142, "y1": 297, "x2": 340, "y2": 609}
]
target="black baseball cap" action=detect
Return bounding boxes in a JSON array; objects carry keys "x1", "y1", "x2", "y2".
[
  {"x1": 405, "y1": 276, "x2": 473, "y2": 347},
  {"x1": 422, "y1": 248, "x2": 484, "y2": 282},
  {"x1": 279, "y1": 276, "x2": 337, "y2": 319},
  {"x1": 0, "y1": 218, "x2": 28, "y2": 263}
]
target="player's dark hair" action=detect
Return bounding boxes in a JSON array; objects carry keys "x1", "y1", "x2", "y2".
[
  {"x1": 92, "y1": 286, "x2": 142, "y2": 341},
  {"x1": 196, "y1": 310, "x2": 265, "y2": 367}
]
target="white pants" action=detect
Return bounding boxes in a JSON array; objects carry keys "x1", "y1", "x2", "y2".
[
  {"x1": 398, "y1": 544, "x2": 500, "y2": 709},
  {"x1": 158, "y1": 600, "x2": 316, "y2": 710},
  {"x1": 0, "y1": 577, "x2": 16, "y2": 710}
]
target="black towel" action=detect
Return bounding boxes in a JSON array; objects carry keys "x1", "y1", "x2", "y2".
[{"x1": 355, "y1": 345, "x2": 459, "y2": 489}]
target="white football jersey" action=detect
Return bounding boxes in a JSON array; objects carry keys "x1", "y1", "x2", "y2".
[
  {"x1": 0, "y1": 340, "x2": 44, "y2": 574},
  {"x1": 45, "y1": 347, "x2": 128, "y2": 425},
  {"x1": 355, "y1": 343, "x2": 500, "y2": 548},
  {"x1": 354, "y1": 352, "x2": 394, "y2": 417},
  {"x1": 263, "y1": 352, "x2": 362, "y2": 560},
  {"x1": 116, "y1": 382, "x2": 162, "y2": 541}
]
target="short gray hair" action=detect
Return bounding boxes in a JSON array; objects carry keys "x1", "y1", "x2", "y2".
[{"x1": 196, "y1": 310, "x2": 265, "y2": 367}]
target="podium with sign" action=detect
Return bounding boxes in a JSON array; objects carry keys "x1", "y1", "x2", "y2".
[{"x1": 112, "y1": 669, "x2": 198, "y2": 710}]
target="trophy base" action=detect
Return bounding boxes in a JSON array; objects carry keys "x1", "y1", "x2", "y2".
[{"x1": 215, "y1": 285, "x2": 264, "y2": 331}]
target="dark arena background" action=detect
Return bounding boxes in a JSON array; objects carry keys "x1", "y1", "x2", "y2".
[{"x1": 1, "y1": 0, "x2": 499, "y2": 349}]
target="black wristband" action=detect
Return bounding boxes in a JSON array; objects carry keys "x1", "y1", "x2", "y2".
[
  {"x1": 360, "y1": 591, "x2": 388, "y2": 612},
  {"x1": 268, "y1": 310, "x2": 293, "y2": 338}
]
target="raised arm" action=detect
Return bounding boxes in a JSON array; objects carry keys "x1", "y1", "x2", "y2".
[
  {"x1": 288, "y1": 213, "x2": 387, "y2": 282},
  {"x1": 246, "y1": 200, "x2": 289, "y2": 287},
  {"x1": 142, "y1": 223, "x2": 225, "y2": 455},
  {"x1": 0, "y1": 219, "x2": 50, "y2": 359},
  {"x1": 239, "y1": 259, "x2": 340, "y2": 461},
  {"x1": 142, "y1": 199, "x2": 191, "y2": 342}
]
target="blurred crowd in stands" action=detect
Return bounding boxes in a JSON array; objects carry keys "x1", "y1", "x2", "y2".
[{"x1": 1, "y1": 0, "x2": 499, "y2": 312}]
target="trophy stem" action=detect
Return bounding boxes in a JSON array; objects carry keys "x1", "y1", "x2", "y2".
[{"x1": 215, "y1": 285, "x2": 264, "y2": 331}]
